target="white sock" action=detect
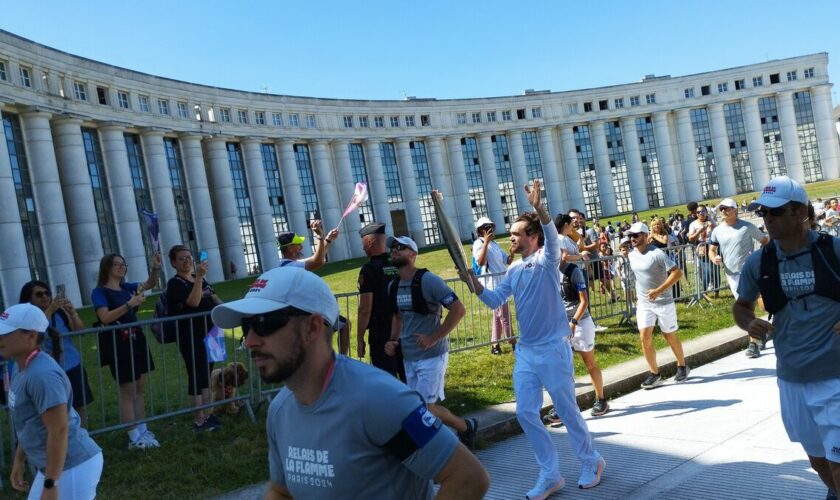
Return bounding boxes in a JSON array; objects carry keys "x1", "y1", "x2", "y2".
[
  {"x1": 138, "y1": 423, "x2": 148, "y2": 434},
  {"x1": 128, "y1": 428, "x2": 141, "y2": 442}
]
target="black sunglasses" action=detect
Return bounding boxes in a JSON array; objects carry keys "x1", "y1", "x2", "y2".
[
  {"x1": 754, "y1": 205, "x2": 789, "y2": 218},
  {"x1": 628, "y1": 233, "x2": 644, "y2": 238},
  {"x1": 241, "y1": 307, "x2": 312, "y2": 337},
  {"x1": 390, "y1": 243, "x2": 411, "y2": 251}
]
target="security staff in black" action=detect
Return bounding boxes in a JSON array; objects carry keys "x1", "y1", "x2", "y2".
[{"x1": 357, "y1": 222, "x2": 405, "y2": 381}]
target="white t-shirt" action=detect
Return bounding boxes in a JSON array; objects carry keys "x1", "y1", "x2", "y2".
[{"x1": 471, "y1": 238, "x2": 507, "y2": 289}]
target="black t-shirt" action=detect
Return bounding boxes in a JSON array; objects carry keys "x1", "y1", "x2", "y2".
[
  {"x1": 358, "y1": 253, "x2": 399, "y2": 334},
  {"x1": 166, "y1": 275, "x2": 216, "y2": 339}
]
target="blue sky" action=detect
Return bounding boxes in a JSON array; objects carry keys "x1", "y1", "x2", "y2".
[{"x1": 4, "y1": 1, "x2": 840, "y2": 103}]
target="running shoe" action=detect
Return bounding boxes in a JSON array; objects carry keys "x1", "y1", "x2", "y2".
[
  {"x1": 745, "y1": 342, "x2": 760, "y2": 358},
  {"x1": 459, "y1": 417, "x2": 478, "y2": 451},
  {"x1": 542, "y1": 408, "x2": 564, "y2": 428},
  {"x1": 193, "y1": 420, "x2": 216, "y2": 433},
  {"x1": 129, "y1": 430, "x2": 161, "y2": 450},
  {"x1": 578, "y1": 457, "x2": 606, "y2": 489},
  {"x1": 526, "y1": 475, "x2": 565, "y2": 499},
  {"x1": 206, "y1": 414, "x2": 223, "y2": 429},
  {"x1": 640, "y1": 372, "x2": 663, "y2": 390},
  {"x1": 491, "y1": 344, "x2": 502, "y2": 355},
  {"x1": 591, "y1": 399, "x2": 609, "y2": 416},
  {"x1": 674, "y1": 365, "x2": 690, "y2": 383},
  {"x1": 593, "y1": 324, "x2": 608, "y2": 332}
]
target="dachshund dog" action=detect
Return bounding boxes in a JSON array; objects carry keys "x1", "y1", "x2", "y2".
[{"x1": 210, "y1": 362, "x2": 249, "y2": 415}]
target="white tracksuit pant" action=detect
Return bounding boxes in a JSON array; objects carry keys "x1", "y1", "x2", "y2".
[{"x1": 514, "y1": 339, "x2": 601, "y2": 479}]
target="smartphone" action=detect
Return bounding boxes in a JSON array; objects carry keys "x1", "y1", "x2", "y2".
[
  {"x1": 199, "y1": 250, "x2": 208, "y2": 262},
  {"x1": 55, "y1": 284, "x2": 66, "y2": 300}
]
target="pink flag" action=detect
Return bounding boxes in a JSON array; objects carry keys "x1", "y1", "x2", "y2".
[{"x1": 341, "y1": 182, "x2": 369, "y2": 218}]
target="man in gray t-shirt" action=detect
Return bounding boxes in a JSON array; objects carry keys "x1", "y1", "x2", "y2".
[
  {"x1": 383, "y1": 236, "x2": 478, "y2": 450},
  {"x1": 709, "y1": 198, "x2": 768, "y2": 359},
  {"x1": 212, "y1": 266, "x2": 489, "y2": 499}
]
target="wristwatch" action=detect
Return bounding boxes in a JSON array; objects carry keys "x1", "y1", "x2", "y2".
[
  {"x1": 44, "y1": 478, "x2": 57, "y2": 489},
  {"x1": 570, "y1": 318, "x2": 579, "y2": 325}
]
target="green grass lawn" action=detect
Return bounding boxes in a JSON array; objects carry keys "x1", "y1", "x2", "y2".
[{"x1": 3, "y1": 178, "x2": 836, "y2": 498}]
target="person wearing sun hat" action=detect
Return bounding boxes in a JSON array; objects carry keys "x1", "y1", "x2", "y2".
[
  {"x1": 471, "y1": 216, "x2": 514, "y2": 355},
  {"x1": 277, "y1": 219, "x2": 340, "y2": 272},
  {"x1": 211, "y1": 266, "x2": 488, "y2": 499},
  {"x1": 734, "y1": 175, "x2": 840, "y2": 500},
  {"x1": 0, "y1": 304, "x2": 103, "y2": 499}
]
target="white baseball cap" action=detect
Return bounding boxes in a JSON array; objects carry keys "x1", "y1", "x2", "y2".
[
  {"x1": 474, "y1": 217, "x2": 494, "y2": 230},
  {"x1": 386, "y1": 235, "x2": 418, "y2": 253},
  {"x1": 718, "y1": 198, "x2": 737, "y2": 209},
  {"x1": 628, "y1": 222, "x2": 650, "y2": 234},
  {"x1": 0, "y1": 303, "x2": 49, "y2": 336},
  {"x1": 748, "y1": 176, "x2": 809, "y2": 211},
  {"x1": 211, "y1": 266, "x2": 339, "y2": 330}
]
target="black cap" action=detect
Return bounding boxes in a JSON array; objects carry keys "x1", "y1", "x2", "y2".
[{"x1": 359, "y1": 222, "x2": 386, "y2": 237}]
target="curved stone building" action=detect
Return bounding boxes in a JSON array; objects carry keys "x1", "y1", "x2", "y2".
[{"x1": 0, "y1": 30, "x2": 838, "y2": 306}]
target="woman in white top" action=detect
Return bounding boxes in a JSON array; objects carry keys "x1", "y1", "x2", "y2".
[{"x1": 472, "y1": 217, "x2": 514, "y2": 354}]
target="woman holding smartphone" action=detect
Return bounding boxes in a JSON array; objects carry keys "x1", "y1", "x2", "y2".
[
  {"x1": 166, "y1": 246, "x2": 223, "y2": 432},
  {"x1": 92, "y1": 253, "x2": 161, "y2": 450},
  {"x1": 1, "y1": 303, "x2": 103, "y2": 499},
  {"x1": 19, "y1": 281, "x2": 94, "y2": 427}
]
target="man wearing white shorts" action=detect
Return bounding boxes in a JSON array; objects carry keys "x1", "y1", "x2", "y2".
[
  {"x1": 383, "y1": 236, "x2": 477, "y2": 450},
  {"x1": 626, "y1": 222, "x2": 690, "y2": 389},
  {"x1": 708, "y1": 198, "x2": 768, "y2": 358}
]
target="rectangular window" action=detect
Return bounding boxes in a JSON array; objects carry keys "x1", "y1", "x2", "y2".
[
  {"x1": 118, "y1": 91, "x2": 130, "y2": 109},
  {"x1": 630, "y1": 96, "x2": 640, "y2": 107},
  {"x1": 220, "y1": 108, "x2": 231, "y2": 122},
  {"x1": 261, "y1": 143, "x2": 291, "y2": 239},
  {"x1": 770, "y1": 73, "x2": 780, "y2": 84},
  {"x1": 272, "y1": 112, "x2": 283, "y2": 127},
  {"x1": 124, "y1": 133, "x2": 158, "y2": 267},
  {"x1": 238, "y1": 109, "x2": 248, "y2": 124},
  {"x1": 516, "y1": 108, "x2": 526, "y2": 119},
  {"x1": 486, "y1": 111, "x2": 497, "y2": 122},
  {"x1": 389, "y1": 115, "x2": 400, "y2": 127},
  {"x1": 409, "y1": 141, "x2": 439, "y2": 243},
  {"x1": 491, "y1": 134, "x2": 519, "y2": 225},
  {"x1": 348, "y1": 143, "x2": 376, "y2": 225},
  {"x1": 380, "y1": 142, "x2": 403, "y2": 203},
  {"x1": 456, "y1": 113, "x2": 467, "y2": 125},
  {"x1": 289, "y1": 113, "x2": 300, "y2": 127},
  {"x1": 0, "y1": 61, "x2": 6, "y2": 81},
  {"x1": 460, "y1": 137, "x2": 488, "y2": 220},
  {"x1": 701, "y1": 85, "x2": 711, "y2": 96},
  {"x1": 735, "y1": 79, "x2": 745, "y2": 90},
  {"x1": 294, "y1": 144, "x2": 320, "y2": 251},
  {"x1": 255, "y1": 111, "x2": 266, "y2": 125},
  {"x1": 471, "y1": 112, "x2": 481, "y2": 124},
  {"x1": 177, "y1": 101, "x2": 189, "y2": 118},
  {"x1": 374, "y1": 116, "x2": 384, "y2": 128},
  {"x1": 598, "y1": 100, "x2": 609, "y2": 111},
  {"x1": 158, "y1": 99, "x2": 170, "y2": 115},
  {"x1": 690, "y1": 108, "x2": 720, "y2": 199},
  {"x1": 420, "y1": 114, "x2": 430, "y2": 126},
  {"x1": 19, "y1": 67, "x2": 31, "y2": 87},
  {"x1": 684, "y1": 88, "x2": 695, "y2": 98},
  {"x1": 138, "y1": 95, "x2": 150, "y2": 112},
  {"x1": 404, "y1": 115, "x2": 415, "y2": 127},
  {"x1": 227, "y1": 142, "x2": 260, "y2": 272},
  {"x1": 645, "y1": 93, "x2": 656, "y2": 104},
  {"x1": 635, "y1": 117, "x2": 665, "y2": 208},
  {"x1": 164, "y1": 137, "x2": 198, "y2": 255},
  {"x1": 758, "y1": 95, "x2": 786, "y2": 177},
  {"x1": 573, "y1": 125, "x2": 601, "y2": 217},
  {"x1": 359, "y1": 116, "x2": 369, "y2": 128},
  {"x1": 73, "y1": 82, "x2": 87, "y2": 101},
  {"x1": 344, "y1": 115, "x2": 354, "y2": 128},
  {"x1": 604, "y1": 121, "x2": 633, "y2": 213},
  {"x1": 96, "y1": 86, "x2": 108, "y2": 105},
  {"x1": 305, "y1": 114, "x2": 316, "y2": 129},
  {"x1": 786, "y1": 70, "x2": 797, "y2": 81},
  {"x1": 723, "y1": 102, "x2": 754, "y2": 194},
  {"x1": 81, "y1": 127, "x2": 119, "y2": 255},
  {"x1": 583, "y1": 102, "x2": 593, "y2": 112},
  {"x1": 502, "y1": 110, "x2": 512, "y2": 121},
  {"x1": 531, "y1": 107, "x2": 542, "y2": 118},
  {"x1": 207, "y1": 107, "x2": 216, "y2": 122},
  {"x1": 717, "y1": 82, "x2": 728, "y2": 93},
  {"x1": 521, "y1": 131, "x2": 548, "y2": 211},
  {"x1": 568, "y1": 103, "x2": 579, "y2": 114},
  {"x1": 753, "y1": 76, "x2": 763, "y2": 87},
  {"x1": 614, "y1": 98, "x2": 624, "y2": 109},
  {"x1": 793, "y1": 91, "x2": 823, "y2": 182},
  {"x1": 804, "y1": 67, "x2": 814, "y2": 79}
]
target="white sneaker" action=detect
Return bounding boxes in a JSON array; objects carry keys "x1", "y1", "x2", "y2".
[
  {"x1": 578, "y1": 457, "x2": 606, "y2": 489},
  {"x1": 526, "y1": 475, "x2": 564, "y2": 499},
  {"x1": 594, "y1": 324, "x2": 608, "y2": 332},
  {"x1": 129, "y1": 430, "x2": 160, "y2": 450}
]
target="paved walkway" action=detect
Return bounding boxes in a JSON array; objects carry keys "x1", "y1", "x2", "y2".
[{"x1": 479, "y1": 346, "x2": 826, "y2": 499}]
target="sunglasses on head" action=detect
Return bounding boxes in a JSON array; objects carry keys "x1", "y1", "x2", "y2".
[
  {"x1": 34, "y1": 290, "x2": 51, "y2": 298},
  {"x1": 754, "y1": 205, "x2": 789, "y2": 218},
  {"x1": 241, "y1": 307, "x2": 312, "y2": 337}
]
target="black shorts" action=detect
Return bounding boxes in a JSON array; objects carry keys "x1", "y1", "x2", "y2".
[
  {"x1": 106, "y1": 330, "x2": 155, "y2": 384},
  {"x1": 177, "y1": 329, "x2": 212, "y2": 395},
  {"x1": 65, "y1": 364, "x2": 94, "y2": 407}
]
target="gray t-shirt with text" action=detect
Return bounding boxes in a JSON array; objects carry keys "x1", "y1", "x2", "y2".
[
  {"x1": 395, "y1": 272, "x2": 458, "y2": 361},
  {"x1": 628, "y1": 245, "x2": 678, "y2": 306}
]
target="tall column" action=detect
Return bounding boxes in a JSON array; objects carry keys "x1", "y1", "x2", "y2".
[
  {"x1": 203, "y1": 137, "x2": 245, "y2": 280},
  {"x1": 242, "y1": 138, "x2": 280, "y2": 271},
  {"x1": 675, "y1": 108, "x2": 702, "y2": 203},
  {"x1": 362, "y1": 139, "x2": 394, "y2": 236},
  {"x1": 426, "y1": 136, "x2": 455, "y2": 215},
  {"x1": 590, "y1": 120, "x2": 617, "y2": 216},
  {"x1": 538, "y1": 127, "x2": 567, "y2": 212},
  {"x1": 559, "y1": 126, "x2": 584, "y2": 211},
  {"x1": 140, "y1": 130, "x2": 180, "y2": 280},
  {"x1": 811, "y1": 85, "x2": 840, "y2": 180},
  {"x1": 741, "y1": 97, "x2": 769, "y2": 190},
  {"x1": 777, "y1": 91, "x2": 805, "y2": 183},
  {"x1": 52, "y1": 117, "x2": 104, "y2": 300},
  {"x1": 476, "y1": 133, "x2": 505, "y2": 229},
  {"x1": 311, "y1": 140, "x2": 348, "y2": 261},
  {"x1": 0, "y1": 105, "x2": 34, "y2": 305},
  {"x1": 99, "y1": 124, "x2": 148, "y2": 282},
  {"x1": 332, "y1": 140, "x2": 361, "y2": 257},
  {"x1": 445, "y1": 135, "x2": 474, "y2": 239},
  {"x1": 20, "y1": 111, "x2": 81, "y2": 303},
  {"x1": 276, "y1": 140, "x2": 311, "y2": 258},
  {"x1": 395, "y1": 138, "x2": 425, "y2": 245},
  {"x1": 179, "y1": 134, "x2": 223, "y2": 282},
  {"x1": 506, "y1": 130, "x2": 532, "y2": 215},
  {"x1": 652, "y1": 111, "x2": 684, "y2": 206},
  {"x1": 620, "y1": 116, "x2": 649, "y2": 211},
  {"x1": 707, "y1": 103, "x2": 737, "y2": 197}
]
